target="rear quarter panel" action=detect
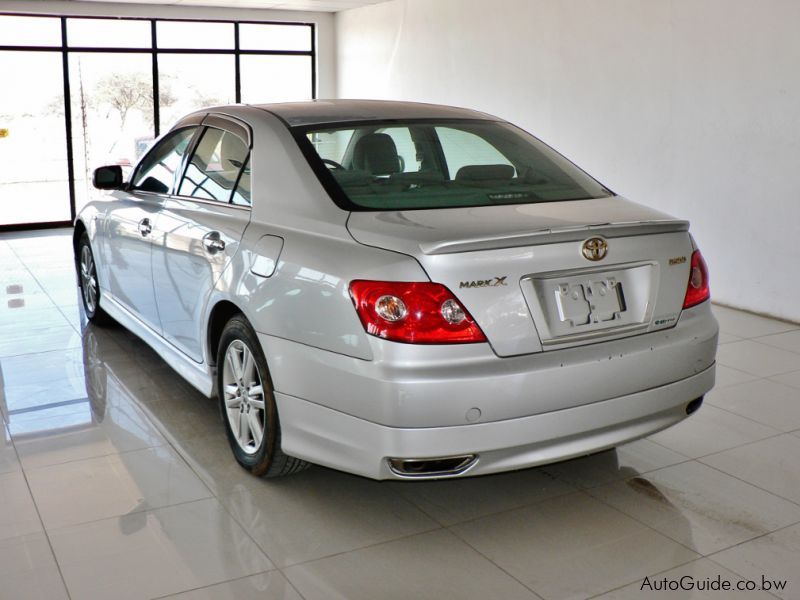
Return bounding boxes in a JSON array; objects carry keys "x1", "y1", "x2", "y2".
[{"x1": 203, "y1": 106, "x2": 431, "y2": 362}]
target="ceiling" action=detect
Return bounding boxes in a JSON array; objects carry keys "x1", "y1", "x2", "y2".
[{"x1": 71, "y1": 0, "x2": 390, "y2": 11}]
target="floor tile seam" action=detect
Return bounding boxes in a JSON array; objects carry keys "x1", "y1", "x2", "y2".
[
  {"x1": 746, "y1": 337, "x2": 800, "y2": 357},
  {"x1": 388, "y1": 472, "x2": 583, "y2": 528},
  {"x1": 276, "y1": 524, "x2": 544, "y2": 599},
  {"x1": 582, "y1": 555, "x2": 702, "y2": 599},
  {"x1": 569, "y1": 455, "x2": 697, "y2": 492},
  {"x1": 716, "y1": 359, "x2": 800, "y2": 378},
  {"x1": 588, "y1": 465, "x2": 800, "y2": 562},
  {"x1": 700, "y1": 398, "x2": 798, "y2": 433},
  {"x1": 719, "y1": 336, "x2": 800, "y2": 358},
  {"x1": 695, "y1": 457, "x2": 800, "y2": 511},
  {"x1": 17, "y1": 437, "x2": 172, "y2": 473},
  {"x1": 41, "y1": 495, "x2": 231, "y2": 536},
  {"x1": 711, "y1": 303, "x2": 800, "y2": 330},
  {"x1": 0, "y1": 339, "x2": 83, "y2": 360},
  {"x1": 715, "y1": 369, "x2": 774, "y2": 388},
  {"x1": 766, "y1": 374, "x2": 800, "y2": 391},
  {"x1": 647, "y1": 427, "x2": 786, "y2": 460},
  {"x1": 123, "y1": 399, "x2": 294, "y2": 573},
  {"x1": 147, "y1": 570, "x2": 308, "y2": 600},
  {"x1": 446, "y1": 523, "x2": 549, "y2": 599},
  {"x1": 13, "y1": 248, "x2": 78, "y2": 322},
  {"x1": 11, "y1": 441, "x2": 75, "y2": 600},
  {"x1": 380, "y1": 479, "x2": 459, "y2": 528},
  {"x1": 444, "y1": 488, "x2": 699, "y2": 598},
  {"x1": 0, "y1": 321, "x2": 78, "y2": 336},
  {"x1": 599, "y1": 455, "x2": 800, "y2": 512},
  {"x1": 276, "y1": 523, "x2": 446, "y2": 572},
  {"x1": 751, "y1": 330, "x2": 800, "y2": 347},
  {"x1": 412, "y1": 485, "x2": 591, "y2": 532},
  {"x1": 574, "y1": 486, "x2": 703, "y2": 557},
  {"x1": 705, "y1": 548, "x2": 792, "y2": 600},
  {"x1": 58, "y1": 303, "x2": 83, "y2": 335}
]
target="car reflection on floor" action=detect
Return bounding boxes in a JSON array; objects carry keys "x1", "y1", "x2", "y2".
[
  {"x1": 77, "y1": 319, "x2": 697, "y2": 562},
  {"x1": 0, "y1": 313, "x2": 699, "y2": 599}
]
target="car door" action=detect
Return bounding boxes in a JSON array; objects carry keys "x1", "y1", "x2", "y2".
[
  {"x1": 101, "y1": 125, "x2": 200, "y2": 333},
  {"x1": 150, "y1": 115, "x2": 252, "y2": 363}
]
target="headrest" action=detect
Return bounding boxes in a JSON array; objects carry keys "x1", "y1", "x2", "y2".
[
  {"x1": 455, "y1": 164, "x2": 515, "y2": 181},
  {"x1": 352, "y1": 133, "x2": 401, "y2": 176}
]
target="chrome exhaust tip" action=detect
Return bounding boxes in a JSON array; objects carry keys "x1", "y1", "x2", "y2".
[{"x1": 388, "y1": 454, "x2": 478, "y2": 478}]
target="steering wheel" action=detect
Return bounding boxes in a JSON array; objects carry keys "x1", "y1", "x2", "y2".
[{"x1": 322, "y1": 158, "x2": 344, "y2": 170}]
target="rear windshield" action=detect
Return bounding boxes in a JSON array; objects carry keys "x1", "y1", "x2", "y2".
[{"x1": 299, "y1": 120, "x2": 611, "y2": 211}]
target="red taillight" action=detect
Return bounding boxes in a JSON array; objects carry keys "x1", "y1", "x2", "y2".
[
  {"x1": 349, "y1": 280, "x2": 487, "y2": 344},
  {"x1": 683, "y1": 249, "x2": 710, "y2": 309}
]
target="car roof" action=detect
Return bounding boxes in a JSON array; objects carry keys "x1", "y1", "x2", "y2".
[{"x1": 248, "y1": 99, "x2": 497, "y2": 127}]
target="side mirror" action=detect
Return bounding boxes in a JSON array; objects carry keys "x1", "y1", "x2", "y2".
[{"x1": 93, "y1": 165, "x2": 123, "y2": 190}]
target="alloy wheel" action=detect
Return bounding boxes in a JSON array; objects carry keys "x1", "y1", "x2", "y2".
[
  {"x1": 79, "y1": 244, "x2": 98, "y2": 314},
  {"x1": 222, "y1": 340, "x2": 266, "y2": 454}
]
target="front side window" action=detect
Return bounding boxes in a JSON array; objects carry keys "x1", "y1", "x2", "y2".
[
  {"x1": 178, "y1": 127, "x2": 249, "y2": 203},
  {"x1": 131, "y1": 127, "x2": 196, "y2": 194},
  {"x1": 302, "y1": 120, "x2": 610, "y2": 211}
]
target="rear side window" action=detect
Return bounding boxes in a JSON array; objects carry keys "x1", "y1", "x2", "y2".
[
  {"x1": 178, "y1": 127, "x2": 249, "y2": 203},
  {"x1": 131, "y1": 127, "x2": 196, "y2": 194}
]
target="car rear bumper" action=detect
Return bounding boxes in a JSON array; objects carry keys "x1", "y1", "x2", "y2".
[
  {"x1": 275, "y1": 363, "x2": 714, "y2": 480},
  {"x1": 258, "y1": 302, "x2": 718, "y2": 429}
]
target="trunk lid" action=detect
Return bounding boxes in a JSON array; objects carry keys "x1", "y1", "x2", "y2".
[{"x1": 347, "y1": 197, "x2": 694, "y2": 356}]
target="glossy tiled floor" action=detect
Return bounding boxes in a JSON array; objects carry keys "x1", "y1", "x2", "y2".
[{"x1": 2, "y1": 229, "x2": 800, "y2": 600}]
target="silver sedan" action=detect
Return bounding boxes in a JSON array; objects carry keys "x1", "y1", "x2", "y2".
[{"x1": 74, "y1": 100, "x2": 718, "y2": 480}]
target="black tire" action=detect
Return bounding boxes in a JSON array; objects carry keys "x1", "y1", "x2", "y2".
[
  {"x1": 217, "y1": 315, "x2": 309, "y2": 478},
  {"x1": 77, "y1": 233, "x2": 113, "y2": 325}
]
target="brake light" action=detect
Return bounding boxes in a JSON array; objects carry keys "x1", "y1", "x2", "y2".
[
  {"x1": 683, "y1": 250, "x2": 710, "y2": 309},
  {"x1": 349, "y1": 280, "x2": 487, "y2": 344}
]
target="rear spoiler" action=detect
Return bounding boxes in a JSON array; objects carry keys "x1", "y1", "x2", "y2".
[{"x1": 421, "y1": 220, "x2": 690, "y2": 255}]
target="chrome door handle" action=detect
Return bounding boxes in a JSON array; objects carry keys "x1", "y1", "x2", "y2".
[
  {"x1": 138, "y1": 218, "x2": 152, "y2": 237},
  {"x1": 202, "y1": 231, "x2": 226, "y2": 254}
]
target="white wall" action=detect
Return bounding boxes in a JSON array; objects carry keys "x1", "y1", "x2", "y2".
[
  {"x1": 0, "y1": 0, "x2": 336, "y2": 98},
  {"x1": 336, "y1": 0, "x2": 800, "y2": 323}
]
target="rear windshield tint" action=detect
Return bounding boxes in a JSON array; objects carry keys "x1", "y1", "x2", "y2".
[{"x1": 299, "y1": 120, "x2": 611, "y2": 211}]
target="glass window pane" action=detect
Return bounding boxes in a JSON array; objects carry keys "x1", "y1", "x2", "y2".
[
  {"x1": 0, "y1": 16, "x2": 61, "y2": 46},
  {"x1": 239, "y1": 23, "x2": 311, "y2": 51},
  {"x1": 67, "y1": 18, "x2": 151, "y2": 49},
  {"x1": 69, "y1": 53, "x2": 154, "y2": 214},
  {"x1": 178, "y1": 127, "x2": 248, "y2": 202},
  {"x1": 436, "y1": 126, "x2": 515, "y2": 178},
  {"x1": 231, "y1": 157, "x2": 251, "y2": 206},
  {"x1": 302, "y1": 121, "x2": 610, "y2": 211},
  {"x1": 156, "y1": 21, "x2": 234, "y2": 49},
  {"x1": 158, "y1": 54, "x2": 236, "y2": 132},
  {"x1": 308, "y1": 129, "x2": 354, "y2": 164},
  {"x1": 240, "y1": 55, "x2": 312, "y2": 103},
  {"x1": 132, "y1": 127, "x2": 196, "y2": 193},
  {"x1": 0, "y1": 52, "x2": 70, "y2": 225},
  {"x1": 377, "y1": 127, "x2": 420, "y2": 173}
]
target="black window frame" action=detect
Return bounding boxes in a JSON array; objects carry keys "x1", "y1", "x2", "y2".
[{"x1": 0, "y1": 12, "x2": 316, "y2": 231}]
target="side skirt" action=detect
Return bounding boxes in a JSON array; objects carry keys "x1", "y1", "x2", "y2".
[{"x1": 99, "y1": 293, "x2": 215, "y2": 397}]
